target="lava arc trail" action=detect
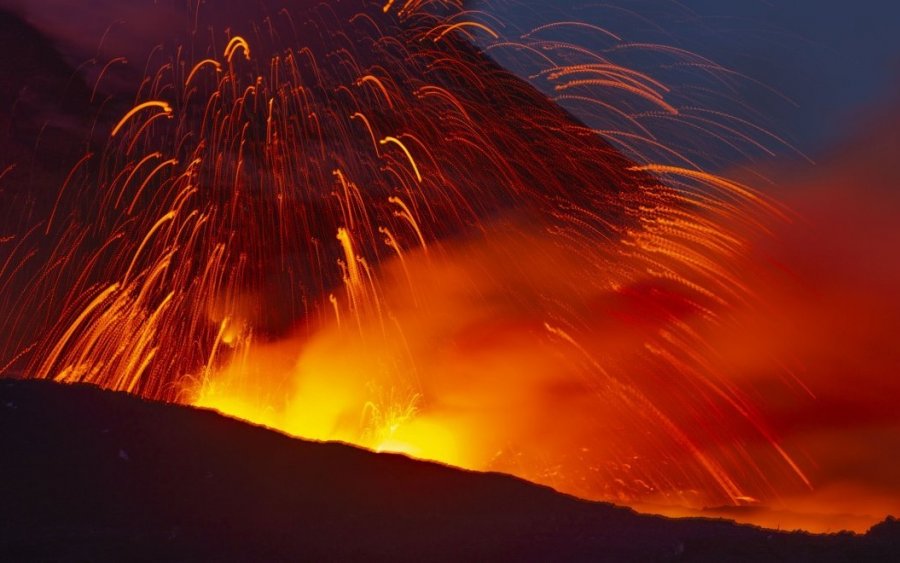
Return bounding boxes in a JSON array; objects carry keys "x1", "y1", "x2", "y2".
[{"x1": 0, "y1": 0, "x2": 820, "y2": 526}]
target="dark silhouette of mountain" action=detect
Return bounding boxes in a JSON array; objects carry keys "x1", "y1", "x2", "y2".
[
  {"x1": 0, "y1": 379, "x2": 897, "y2": 561},
  {"x1": 0, "y1": 7, "x2": 97, "y2": 231}
]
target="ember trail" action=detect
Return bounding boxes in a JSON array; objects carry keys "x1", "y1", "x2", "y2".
[{"x1": 0, "y1": 0, "x2": 810, "y2": 521}]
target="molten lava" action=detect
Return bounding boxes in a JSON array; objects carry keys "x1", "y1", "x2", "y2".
[{"x1": 1, "y1": 0, "x2": 896, "y2": 534}]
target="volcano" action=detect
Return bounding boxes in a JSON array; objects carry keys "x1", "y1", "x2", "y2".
[{"x1": 2, "y1": 0, "x2": 899, "y2": 545}]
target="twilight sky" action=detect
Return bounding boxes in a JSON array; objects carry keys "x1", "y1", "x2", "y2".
[{"x1": 472, "y1": 0, "x2": 900, "y2": 159}]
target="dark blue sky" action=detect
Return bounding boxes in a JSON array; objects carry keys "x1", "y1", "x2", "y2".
[
  {"x1": 475, "y1": 0, "x2": 900, "y2": 161},
  {"x1": 652, "y1": 0, "x2": 900, "y2": 155}
]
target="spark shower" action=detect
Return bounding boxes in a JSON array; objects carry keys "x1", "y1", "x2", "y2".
[{"x1": 2, "y1": 0, "x2": 893, "y2": 533}]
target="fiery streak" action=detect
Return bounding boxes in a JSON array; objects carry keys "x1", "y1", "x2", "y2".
[
  {"x1": 357, "y1": 75, "x2": 396, "y2": 109},
  {"x1": 46, "y1": 153, "x2": 93, "y2": 234},
  {"x1": 110, "y1": 100, "x2": 173, "y2": 137},
  {"x1": 434, "y1": 22, "x2": 500, "y2": 41},
  {"x1": 380, "y1": 137, "x2": 423, "y2": 182},
  {"x1": 0, "y1": 163, "x2": 15, "y2": 182},
  {"x1": 224, "y1": 36, "x2": 251, "y2": 62},
  {"x1": 91, "y1": 56, "x2": 128, "y2": 103},
  {"x1": 40, "y1": 284, "x2": 121, "y2": 382},
  {"x1": 185, "y1": 59, "x2": 223, "y2": 88}
]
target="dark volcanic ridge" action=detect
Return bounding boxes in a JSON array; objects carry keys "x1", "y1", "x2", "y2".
[{"x1": 0, "y1": 379, "x2": 897, "y2": 561}]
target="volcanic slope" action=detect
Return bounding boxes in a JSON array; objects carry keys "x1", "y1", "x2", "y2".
[{"x1": 1, "y1": 380, "x2": 898, "y2": 562}]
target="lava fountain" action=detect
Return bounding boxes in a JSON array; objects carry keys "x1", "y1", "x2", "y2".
[{"x1": 0, "y1": 0, "x2": 833, "y2": 528}]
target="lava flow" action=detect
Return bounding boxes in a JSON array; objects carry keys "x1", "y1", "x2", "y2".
[{"x1": 1, "y1": 0, "x2": 890, "y2": 533}]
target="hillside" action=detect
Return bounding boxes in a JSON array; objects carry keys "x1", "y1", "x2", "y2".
[{"x1": 1, "y1": 379, "x2": 897, "y2": 561}]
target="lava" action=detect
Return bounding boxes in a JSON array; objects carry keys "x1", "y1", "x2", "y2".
[{"x1": 0, "y1": 0, "x2": 895, "y2": 534}]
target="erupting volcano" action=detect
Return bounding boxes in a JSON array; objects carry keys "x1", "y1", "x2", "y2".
[{"x1": 1, "y1": 0, "x2": 898, "y2": 551}]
